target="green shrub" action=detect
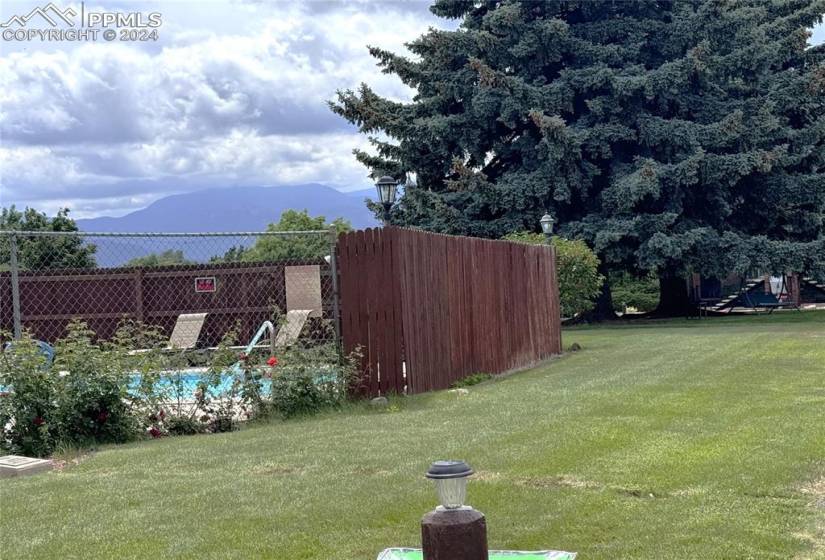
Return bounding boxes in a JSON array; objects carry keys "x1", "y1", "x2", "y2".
[
  {"x1": 503, "y1": 232, "x2": 604, "y2": 317},
  {"x1": 270, "y1": 369, "x2": 331, "y2": 418},
  {"x1": 270, "y1": 345, "x2": 358, "y2": 419},
  {"x1": 0, "y1": 332, "x2": 57, "y2": 457},
  {"x1": 52, "y1": 321, "x2": 138, "y2": 447},
  {"x1": 164, "y1": 415, "x2": 204, "y2": 436},
  {"x1": 450, "y1": 372, "x2": 492, "y2": 388},
  {"x1": 190, "y1": 328, "x2": 273, "y2": 432},
  {"x1": 610, "y1": 272, "x2": 660, "y2": 313},
  {"x1": 1, "y1": 321, "x2": 357, "y2": 455}
]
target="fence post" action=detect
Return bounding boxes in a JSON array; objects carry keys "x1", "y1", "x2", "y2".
[
  {"x1": 9, "y1": 233, "x2": 22, "y2": 339},
  {"x1": 328, "y1": 225, "x2": 342, "y2": 352}
]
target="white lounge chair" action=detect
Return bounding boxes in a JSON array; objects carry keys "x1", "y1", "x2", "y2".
[
  {"x1": 168, "y1": 313, "x2": 207, "y2": 349},
  {"x1": 273, "y1": 309, "x2": 311, "y2": 348}
]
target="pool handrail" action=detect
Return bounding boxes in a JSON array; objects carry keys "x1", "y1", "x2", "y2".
[{"x1": 229, "y1": 320, "x2": 276, "y2": 376}]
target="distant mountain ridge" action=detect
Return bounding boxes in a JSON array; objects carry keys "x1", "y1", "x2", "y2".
[
  {"x1": 75, "y1": 184, "x2": 378, "y2": 266},
  {"x1": 77, "y1": 184, "x2": 378, "y2": 232}
]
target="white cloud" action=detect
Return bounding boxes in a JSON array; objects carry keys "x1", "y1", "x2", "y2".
[
  {"x1": 2, "y1": 0, "x2": 819, "y2": 219},
  {"x1": 0, "y1": 0, "x2": 444, "y2": 217}
]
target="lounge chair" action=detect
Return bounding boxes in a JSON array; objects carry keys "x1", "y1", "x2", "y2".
[
  {"x1": 127, "y1": 313, "x2": 207, "y2": 355},
  {"x1": 743, "y1": 292, "x2": 799, "y2": 314},
  {"x1": 168, "y1": 313, "x2": 208, "y2": 349},
  {"x1": 273, "y1": 309, "x2": 312, "y2": 347}
]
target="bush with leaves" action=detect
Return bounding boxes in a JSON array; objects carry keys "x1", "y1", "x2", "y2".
[
  {"x1": 1, "y1": 320, "x2": 359, "y2": 455},
  {"x1": 610, "y1": 272, "x2": 660, "y2": 313},
  {"x1": 52, "y1": 321, "x2": 137, "y2": 447},
  {"x1": 189, "y1": 329, "x2": 271, "y2": 433},
  {"x1": 0, "y1": 332, "x2": 57, "y2": 456},
  {"x1": 503, "y1": 232, "x2": 604, "y2": 318},
  {"x1": 213, "y1": 209, "x2": 352, "y2": 262},
  {"x1": 450, "y1": 372, "x2": 492, "y2": 388},
  {"x1": 107, "y1": 319, "x2": 195, "y2": 436},
  {"x1": 270, "y1": 344, "x2": 358, "y2": 418}
]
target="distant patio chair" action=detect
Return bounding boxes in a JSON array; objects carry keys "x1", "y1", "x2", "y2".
[
  {"x1": 273, "y1": 309, "x2": 312, "y2": 348},
  {"x1": 168, "y1": 313, "x2": 208, "y2": 349}
]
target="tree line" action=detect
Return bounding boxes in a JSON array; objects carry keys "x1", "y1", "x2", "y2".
[{"x1": 0, "y1": 207, "x2": 351, "y2": 269}]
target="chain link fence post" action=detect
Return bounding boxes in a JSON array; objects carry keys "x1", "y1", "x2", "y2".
[
  {"x1": 9, "y1": 232, "x2": 22, "y2": 339},
  {"x1": 328, "y1": 225, "x2": 342, "y2": 354}
]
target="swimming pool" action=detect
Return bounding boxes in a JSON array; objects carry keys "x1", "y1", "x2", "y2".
[
  {"x1": 128, "y1": 368, "x2": 273, "y2": 397},
  {"x1": 128, "y1": 365, "x2": 340, "y2": 398},
  {"x1": 1, "y1": 366, "x2": 339, "y2": 398}
]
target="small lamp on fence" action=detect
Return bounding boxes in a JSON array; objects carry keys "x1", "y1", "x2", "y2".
[
  {"x1": 540, "y1": 213, "x2": 555, "y2": 243},
  {"x1": 375, "y1": 175, "x2": 399, "y2": 224}
]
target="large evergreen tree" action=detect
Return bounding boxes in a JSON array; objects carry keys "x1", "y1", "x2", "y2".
[{"x1": 331, "y1": 0, "x2": 825, "y2": 315}]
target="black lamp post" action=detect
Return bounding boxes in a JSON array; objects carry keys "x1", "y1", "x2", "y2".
[
  {"x1": 540, "y1": 213, "x2": 555, "y2": 244},
  {"x1": 375, "y1": 175, "x2": 399, "y2": 224}
]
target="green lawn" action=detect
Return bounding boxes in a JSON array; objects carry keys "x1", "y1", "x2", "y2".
[{"x1": 1, "y1": 313, "x2": 823, "y2": 559}]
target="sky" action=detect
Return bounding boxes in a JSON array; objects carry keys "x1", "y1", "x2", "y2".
[{"x1": 0, "y1": 1, "x2": 823, "y2": 219}]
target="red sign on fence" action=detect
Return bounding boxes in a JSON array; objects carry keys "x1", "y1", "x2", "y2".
[{"x1": 194, "y1": 276, "x2": 216, "y2": 293}]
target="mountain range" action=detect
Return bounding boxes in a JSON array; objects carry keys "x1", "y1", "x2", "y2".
[
  {"x1": 75, "y1": 184, "x2": 379, "y2": 266},
  {"x1": 77, "y1": 184, "x2": 378, "y2": 232}
]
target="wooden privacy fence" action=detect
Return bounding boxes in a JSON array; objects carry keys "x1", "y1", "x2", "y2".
[{"x1": 337, "y1": 227, "x2": 562, "y2": 396}]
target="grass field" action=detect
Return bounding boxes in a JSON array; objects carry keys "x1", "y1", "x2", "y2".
[{"x1": 1, "y1": 313, "x2": 823, "y2": 559}]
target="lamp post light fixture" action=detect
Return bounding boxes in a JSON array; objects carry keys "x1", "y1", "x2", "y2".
[
  {"x1": 425, "y1": 460, "x2": 474, "y2": 510},
  {"x1": 539, "y1": 213, "x2": 555, "y2": 243},
  {"x1": 421, "y1": 460, "x2": 488, "y2": 560},
  {"x1": 375, "y1": 175, "x2": 399, "y2": 224}
]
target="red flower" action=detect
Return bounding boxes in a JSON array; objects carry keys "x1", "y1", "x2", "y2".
[
  {"x1": 33, "y1": 416, "x2": 45, "y2": 426},
  {"x1": 239, "y1": 352, "x2": 248, "y2": 361},
  {"x1": 97, "y1": 411, "x2": 109, "y2": 423},
  {"x1": 158, "y1": 409, "x2": 166, "y2": 421},
  {"x1": 267, "y1": 356, "x2": 278, "y2": 366},
  {"x1": 148, "y1": 426, "x2": 162, "y2": 439}
]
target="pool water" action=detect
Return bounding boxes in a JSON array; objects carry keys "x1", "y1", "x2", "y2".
[
  {"x1": 128, "y1": 368, "x2": 273, "y2": 397},
  {"x1": 2, "y1": 367, "x2": 338, "y2": 397}
]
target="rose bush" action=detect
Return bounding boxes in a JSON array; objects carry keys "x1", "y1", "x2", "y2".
[
  {"x1": 1, "y1": 322, "x2": 357, "y2": 457},
  {"x1": 52, "y1": 321, "x2": 138, "y2": 447},
  {"x1": 0, "y1": 333, "x2": 57, "y2": 457}
]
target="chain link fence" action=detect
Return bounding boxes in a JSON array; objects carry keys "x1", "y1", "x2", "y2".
[{"x1": 0, "y1": 230, "x2": 340, "y2": 353}]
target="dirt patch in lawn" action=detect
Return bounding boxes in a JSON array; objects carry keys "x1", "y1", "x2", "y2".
[
  {"x1": 512, "y1": 474, "x2": 665, "y2": 499},
  {"x1": 52, "y1": 449, "x2": 94, "y2": 472}
]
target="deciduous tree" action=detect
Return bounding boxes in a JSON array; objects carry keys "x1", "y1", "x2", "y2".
[{"x1": 0, "y1": 207, "x2": 96, "y2": 270}]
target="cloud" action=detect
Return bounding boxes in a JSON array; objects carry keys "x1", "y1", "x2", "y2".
[
  {"x1": 0, "y1": 0, "x2": 445, "y2": 217},
  {"x1": 5, "y1": 0, "x2": 813, "y2": 220},
  {"x1": 1, "y1": 130, "x2": 376, "y2": 216}
]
